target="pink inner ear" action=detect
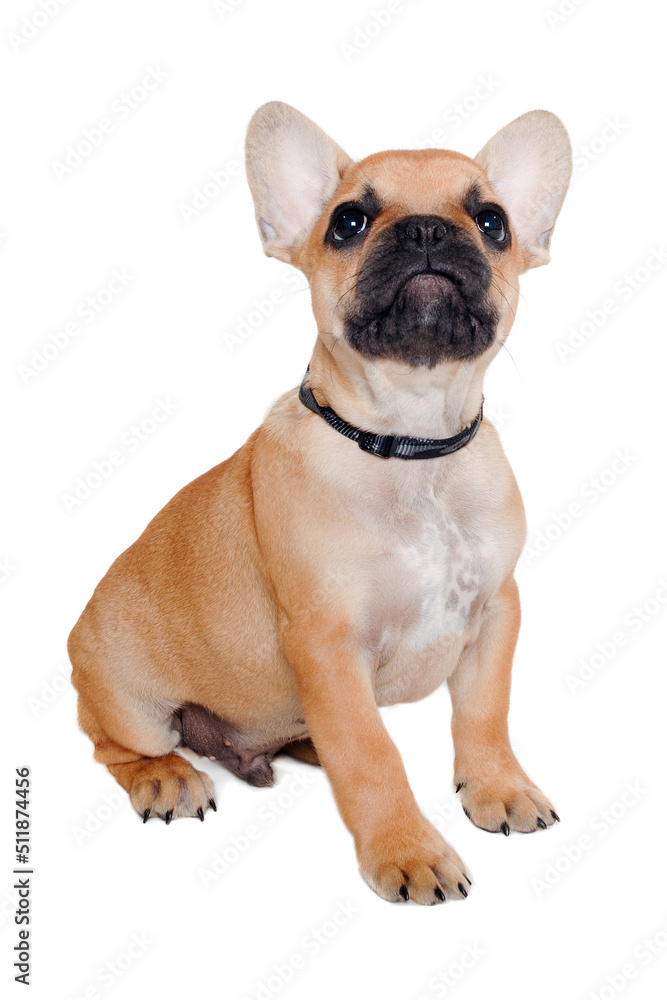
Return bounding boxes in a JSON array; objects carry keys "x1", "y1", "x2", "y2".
[
  {"x1": 495, "y1": 162, "x2": 543, "y2": 238},
  {"x1": 265, "y1": 137, "x2": 340, "y2": 248},
  {"x1": 476, "y1": 112, "x2": 571, "y2": 262},
  {"x1": 486, "y1": 155, "x2": 562, "y2": 256}
]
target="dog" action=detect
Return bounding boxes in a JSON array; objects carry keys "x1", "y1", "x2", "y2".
[{"x1": 68, "y1": 102, "x2": 572, "y2": 905}]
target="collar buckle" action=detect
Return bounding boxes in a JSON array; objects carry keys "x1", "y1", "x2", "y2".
[{"x1": 358, "y1": 431, "x2": 397, "y2": 459}]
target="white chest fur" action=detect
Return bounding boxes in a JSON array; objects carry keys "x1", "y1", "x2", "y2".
[
  {"x1": 394, "y1": 512, "x2": 488, "y2": 649},
  {"x1": 365, "y1": 489, "x2": 498, "y2": 705}
]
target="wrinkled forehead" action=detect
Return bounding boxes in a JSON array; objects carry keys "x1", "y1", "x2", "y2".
[{"x1": 335, "y1": 149, "x2": 495, "y2": 217}]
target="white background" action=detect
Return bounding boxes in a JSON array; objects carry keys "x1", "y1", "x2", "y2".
[{"x1": 2, "y1": 1, "x2": 666, "y2": 998}]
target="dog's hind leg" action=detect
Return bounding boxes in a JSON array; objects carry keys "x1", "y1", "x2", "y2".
[{"x1": 75, "y1": 690, "x2": 216, "y2": 824}]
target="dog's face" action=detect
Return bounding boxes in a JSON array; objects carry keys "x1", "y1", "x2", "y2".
[
  {"x1": 246, "y1": 103, "x2": 571, "y2": 377},
  {"x1": 300, "y1": 151, "x2": 513, "y2": 370}
]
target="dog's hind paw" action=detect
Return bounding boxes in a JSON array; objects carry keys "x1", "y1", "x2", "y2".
[{"x1": 125, "y1": 754, "x2": 217, "y2": 823}]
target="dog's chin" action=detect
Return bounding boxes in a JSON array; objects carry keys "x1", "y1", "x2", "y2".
[{"x1": 345, "y1": 273, "x2": 498, "y2": 368}]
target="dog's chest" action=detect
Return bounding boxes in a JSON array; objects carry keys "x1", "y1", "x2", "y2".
[
  {"x1": 366, "y1": 492, "x2": 495, "y2": 703},
  {"x1": 395, "y1": 514, "x2": 485, "y2": 643}
]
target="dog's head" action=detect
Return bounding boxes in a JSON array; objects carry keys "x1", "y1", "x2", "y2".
[{"x1": 245, "y1": 102, "x2": 571, "y2": 372}]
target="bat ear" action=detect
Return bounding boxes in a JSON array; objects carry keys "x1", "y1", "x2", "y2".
[
  {"x1": 475, "y1": 110, "x2": 572, "y2": 269},
  {"x1": 245, "y1": 102, "x2": 353, "y2": 264}
]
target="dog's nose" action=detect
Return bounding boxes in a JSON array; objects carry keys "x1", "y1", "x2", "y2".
[{"x1": 396, "y1": 215, "x2": 447, "y2": 252}]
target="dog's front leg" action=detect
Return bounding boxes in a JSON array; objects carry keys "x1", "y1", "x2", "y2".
[
  {"x1": 281, "y1": 628, "x2": 471, "y2": 904},
  {"x1": 448, "y1": 574, "x2": 560, "y2": 834}
]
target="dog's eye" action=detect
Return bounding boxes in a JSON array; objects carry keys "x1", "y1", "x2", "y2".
[
  {"x1": 332, "y1": 209, "x2": 368, "y2": 241},
  {"x1": 476, "y1": 210, "x2": 506, "y2": 243}
]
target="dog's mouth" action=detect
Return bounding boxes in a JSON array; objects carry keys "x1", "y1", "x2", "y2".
[
  {"x1": 399, "y1": 270, "x2": 463, "y2": 307},
  {"x1": 402, "y1": 270, "x2": 456, "y2": 296},
  {"x1": 388, "y1": 269, "x2": 474, "y2": 336},
  {"x1": 345, "y1": 263, "x2": 498, "y2": 368}
]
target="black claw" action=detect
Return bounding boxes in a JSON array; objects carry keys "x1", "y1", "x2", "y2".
[
  {"x1": 399, "y1": 884, "x2": 409, "y2": 901},
  {"x1": 142, "y1": 809, "x2": 150, "y2": 824},
  {"x1": 197, "y1": 807, "x2": 205, "y2": 822},
  {"x1": 551, "y1": 810, "x2": 560, "y2": 822},
  {"x1": 464, "y1": 873, "x2": 472, "y2": 886},
  {"x1": 537, "y1": 817, "x2": 547, "y2": 829},
  {"x1": 455, "y1": 782, "x2": 463, "y2": 793},
  {"x1": 434, "y1": 886, "x2": 445, "y2": 901},
  {"x1": 458, "y1": 882, "x2": 468, "y2": 898},
  {"x1": 165, "y1": 810, "x2": 173, "y2": 825},
  {"x1": 500, "y1": 822, "x2": 510, "y2": 836},
  {"x1": 209, "y1": 799, "x2": 217, "y2": 812}
]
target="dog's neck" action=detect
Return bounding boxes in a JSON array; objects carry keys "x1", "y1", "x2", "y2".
[{"x1": 307, "y1": 338, "x2": 488, "y2": 441}]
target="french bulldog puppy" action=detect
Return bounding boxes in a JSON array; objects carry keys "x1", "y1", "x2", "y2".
[{"x1": 69, "y1": 102, "x2": 571, "y2": 904}]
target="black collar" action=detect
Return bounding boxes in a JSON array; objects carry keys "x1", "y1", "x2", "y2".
[{"x1": 298, "y1": 373, "x2": 483, "y2": 460}]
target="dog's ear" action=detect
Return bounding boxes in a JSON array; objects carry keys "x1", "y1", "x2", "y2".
[
  {"x1": 475, "y1": 111, "x2": 572, "y2": 269},
  {"x1": 245, "y1": 102, "x2": 352, "y2": 264}
]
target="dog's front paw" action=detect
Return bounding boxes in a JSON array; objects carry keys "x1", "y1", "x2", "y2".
[
  {"x1": 129, "y1": 754, "x2": 217, "y2": 823},
  {"x1": 357, "y1": 817, "x2": 472, "y2": 905},
  {"x1": 456, "y1": 771, "x2": 559, "y2": 835}
]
